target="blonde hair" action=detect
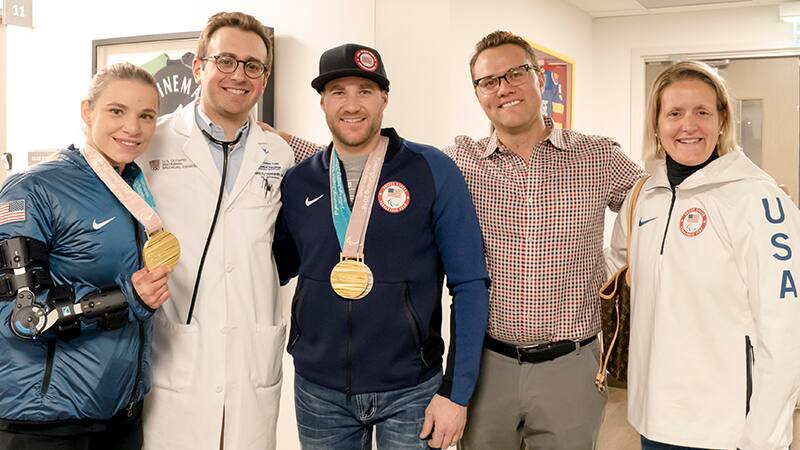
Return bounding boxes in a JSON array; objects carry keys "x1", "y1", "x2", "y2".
[
  {"x1": 86, "y1": 62, "x2": 158, "y2": 109},
  {"x1": 643, "y1": 60, "x2": 736, "y2": 163}
]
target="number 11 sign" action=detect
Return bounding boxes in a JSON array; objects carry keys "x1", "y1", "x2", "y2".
[{"x1": 3, "y1": 0, "x2": 33, "y2": 28}]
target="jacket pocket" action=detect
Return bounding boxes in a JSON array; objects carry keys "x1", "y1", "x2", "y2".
[
  {"x1": 151, "y1": 312, "x2": 199, "y2": 392},
  {"x1": 745, "y1": 335, "x2": 754, "y2": 415},
  {"x1": 250, "y1": 320, "x2": 286, "y2": 388},
  {"x1": 402, "y1": 284, "x2": 423, "y2": 357},
  {"x1": 287, "y1": 279, "x2": 307, "y2": 353}
]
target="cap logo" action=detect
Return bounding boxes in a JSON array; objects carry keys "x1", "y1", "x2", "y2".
[{"x1": 354, "y1": 49, "x2": 379, "y2": 72}]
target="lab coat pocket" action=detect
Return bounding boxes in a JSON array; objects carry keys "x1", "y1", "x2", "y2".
[
  {"x1": 151, "y1": 312, "x2": 199, "y2": 391},
  {"x1": 250, "y1": 319, "x2": 286, "y2": 388}
]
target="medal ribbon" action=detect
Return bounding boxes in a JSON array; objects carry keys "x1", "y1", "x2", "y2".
[
  {"x1": 329, "y1": 137, "x2": 388, "y2": 257},
  {"x1": 83, "y1": 144, "x2": 163, "y2": 235}
]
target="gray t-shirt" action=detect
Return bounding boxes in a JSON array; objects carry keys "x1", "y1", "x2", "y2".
[{"x1": 339, "y1": 154, "x2": 369, "y2": 204}]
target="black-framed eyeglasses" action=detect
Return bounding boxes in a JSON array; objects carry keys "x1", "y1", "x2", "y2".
[
  {"x1": 202, "y1": 55, "x2": 268, "y2": 79},
  {"x1": 473, "y1": 64, "x2": 536, "y2": 94}
]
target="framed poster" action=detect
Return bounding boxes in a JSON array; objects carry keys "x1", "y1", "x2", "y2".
[
  {"x1": 92, "y1": 30, "x2": 274, "y2": 124},
  {"x1": 528, "y1": 40, "x2": 574, "y2": 130}
]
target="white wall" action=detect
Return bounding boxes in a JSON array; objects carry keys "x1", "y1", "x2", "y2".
[{"x1": 5, "y1": 1, "x2": 593, "y2": 449}]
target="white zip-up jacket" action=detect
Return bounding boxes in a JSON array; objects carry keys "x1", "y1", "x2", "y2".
[{"x1": 607, "y1": 150, "x2": 800, "y2": 449}]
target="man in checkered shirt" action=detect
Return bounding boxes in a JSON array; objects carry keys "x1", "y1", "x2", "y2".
[{"x1": 267, "y1": 30, "x2": 643, "y2": 450}]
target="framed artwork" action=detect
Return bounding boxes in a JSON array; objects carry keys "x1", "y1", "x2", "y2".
[
  {"x1": 92, "y1": 30, "x2": 274, "y2": 124},
  {"x1": 528, "y1": 40, "x2": 574, "y2": 130}
]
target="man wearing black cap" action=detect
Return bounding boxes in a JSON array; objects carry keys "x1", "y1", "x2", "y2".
[{"x1": 272, "y1": 43, "x2": 490, "y2": 450}]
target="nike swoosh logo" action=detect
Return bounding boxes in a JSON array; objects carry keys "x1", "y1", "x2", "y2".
[
  {"x1": 638, "y1": 217, "x2": 657, "y2": 227},
  {"x1": 305, "y1": 194, "x2": 324, "y2": 207},
  {"x1": 92, "y1": 217, "x2": 116, "y2": 230}
]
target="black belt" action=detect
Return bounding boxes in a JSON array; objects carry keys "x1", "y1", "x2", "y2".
[{"x1": 484, "y1": 334, "x2": 596, "y2": 364}]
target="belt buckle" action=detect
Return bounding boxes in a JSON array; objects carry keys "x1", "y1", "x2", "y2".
[{"x1": 515, "y1": 342, "x2": 551, "y2": 364}]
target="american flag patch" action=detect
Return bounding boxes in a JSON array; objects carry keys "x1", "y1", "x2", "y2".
[{"x1": 0, "y1": 200, "x2": 26, "y2": 225}]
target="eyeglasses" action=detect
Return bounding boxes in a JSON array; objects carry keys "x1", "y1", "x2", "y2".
[
  {"x1": 473, "y1": 64, "x2": 535, "y2": 94},
  {"x1": 202, "y1": 55, "x2": 268, "y2": 79}
]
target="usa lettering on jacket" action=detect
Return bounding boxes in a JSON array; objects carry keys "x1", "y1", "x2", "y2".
[{"x1": 763, "y1": 196, "x2": 797, "y2": 299}]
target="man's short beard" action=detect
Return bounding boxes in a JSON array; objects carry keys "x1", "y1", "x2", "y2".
[{"x1": 328, "y1": 113, "x2": 383, "y2": 150}]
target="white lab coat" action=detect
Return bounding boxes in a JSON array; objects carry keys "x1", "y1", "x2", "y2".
[{"x1": 138, "y1": 101, "x2": 293, "y2": 450}]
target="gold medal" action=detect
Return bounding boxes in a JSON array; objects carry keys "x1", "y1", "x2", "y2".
[
  {"x1": 330, "y1": 254, "x2": 373, "y2": 300},
  {"x1": 143, "y1": 230, "x2": 181, "y2": 270}
]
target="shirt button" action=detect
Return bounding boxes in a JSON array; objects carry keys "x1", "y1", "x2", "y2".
[
  {"x1": 527, "y1": 197, "x2": 534, "y2": 204},
  {"x1": 221, "y1": 327, "x2": 227, "y2": 334},
  {"x1": 225, "y1": 264, "x2": 234, "y2": 273},
  {"x1": 216, "y1": 385, "x2": 223, "y2": 393}
]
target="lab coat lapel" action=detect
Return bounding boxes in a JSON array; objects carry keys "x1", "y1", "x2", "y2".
[{"x1": 174, "y1": 101, "x2": 222, "y2": 187}]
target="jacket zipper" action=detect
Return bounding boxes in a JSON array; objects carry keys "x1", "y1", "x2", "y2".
[
  {"x1": 40, "y1": 341, "x2": 56, "y2": 395},
  {"x1": 125, "y1": 322, "x2": 145, "y2": 417},
  {"x1": 659, "y1": 187, "x2": 677, "y2": 255},
  {"x1": 125, "y1": 215, "x2": 145, "y2": 417},
  {"x1": 345, "y1": 301, "x2": 352, "y2": 399},
  {"x1": 745, "y1": 335, "x2": 754, "y2": 415}
]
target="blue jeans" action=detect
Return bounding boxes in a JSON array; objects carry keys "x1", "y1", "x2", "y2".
[
  {"x1": 640, "y1": 435, "x2": 712, "y2": 450},
  {"x1": 295, "y1": 372, "x2": 441, "y2": 450}
]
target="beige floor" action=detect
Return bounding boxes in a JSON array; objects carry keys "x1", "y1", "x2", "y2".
[{"x1": 597, "y1": 388, "x2": 800, "y2": 449}]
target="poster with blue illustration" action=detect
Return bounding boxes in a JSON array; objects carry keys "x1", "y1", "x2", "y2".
[{"x1": 530, "y1": 41, "x2": 573, "y2": 130}]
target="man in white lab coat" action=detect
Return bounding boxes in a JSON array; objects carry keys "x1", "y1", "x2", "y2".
[{"x1": 137, "y1": 11, "x2": 293, "y2": 450}]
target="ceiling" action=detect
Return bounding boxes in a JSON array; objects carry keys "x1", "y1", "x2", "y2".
[{"x1": 563, "y1": 0, "x2": 789, "y2": 17}]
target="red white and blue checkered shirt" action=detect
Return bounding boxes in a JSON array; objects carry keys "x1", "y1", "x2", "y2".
[{"x1": 288, "y1": 117, "x2": 644, "y2": 344}]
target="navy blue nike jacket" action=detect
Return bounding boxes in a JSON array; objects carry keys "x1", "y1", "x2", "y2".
[
  {"x1": 0, "y1": 146, "x2": 152, "y2": 424},
  {"x1": 274, "y1": 128, "x2": 489, "y2": 406}
]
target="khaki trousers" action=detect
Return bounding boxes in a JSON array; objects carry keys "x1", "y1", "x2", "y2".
[{"x1": 460, "y1": 339, "x2": 607, "y2": 450}]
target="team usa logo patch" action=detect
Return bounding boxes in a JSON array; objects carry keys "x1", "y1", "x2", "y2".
[
  {"x1": 378, "y1": 181, "x2": 410, "y2": 213},
  {"x1": 679, "y1": 207, "x2": 707, "y2": 237},
  {"x1": 354, "y1": 49, "x2": 379, "y2": 72}
]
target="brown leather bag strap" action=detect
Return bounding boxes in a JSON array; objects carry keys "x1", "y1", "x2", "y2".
[{"x1": 624, "y1": 175, "x2": 650, "y2": 284}]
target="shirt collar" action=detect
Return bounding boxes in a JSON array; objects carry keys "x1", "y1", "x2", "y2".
[
  {"x1": 194, "y1": 104, "x2": 250, "y2": 148},
  {"x1": 481, "y1": 116, "x2": 564, "y2": 159}
]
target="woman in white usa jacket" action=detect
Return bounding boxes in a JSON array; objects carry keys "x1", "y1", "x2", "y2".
[{"x1": 607, "y1": 61, "x2": 800, "y2": 450}]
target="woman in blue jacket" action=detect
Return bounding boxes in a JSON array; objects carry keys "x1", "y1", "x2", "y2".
[{"x1": 0, "y1": 63, "x2": 170, "y2": 450}]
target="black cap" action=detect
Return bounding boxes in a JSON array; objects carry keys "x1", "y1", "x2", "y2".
[{"x1": 311, "y1": 43, "x2": 390, "y2": 92}]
